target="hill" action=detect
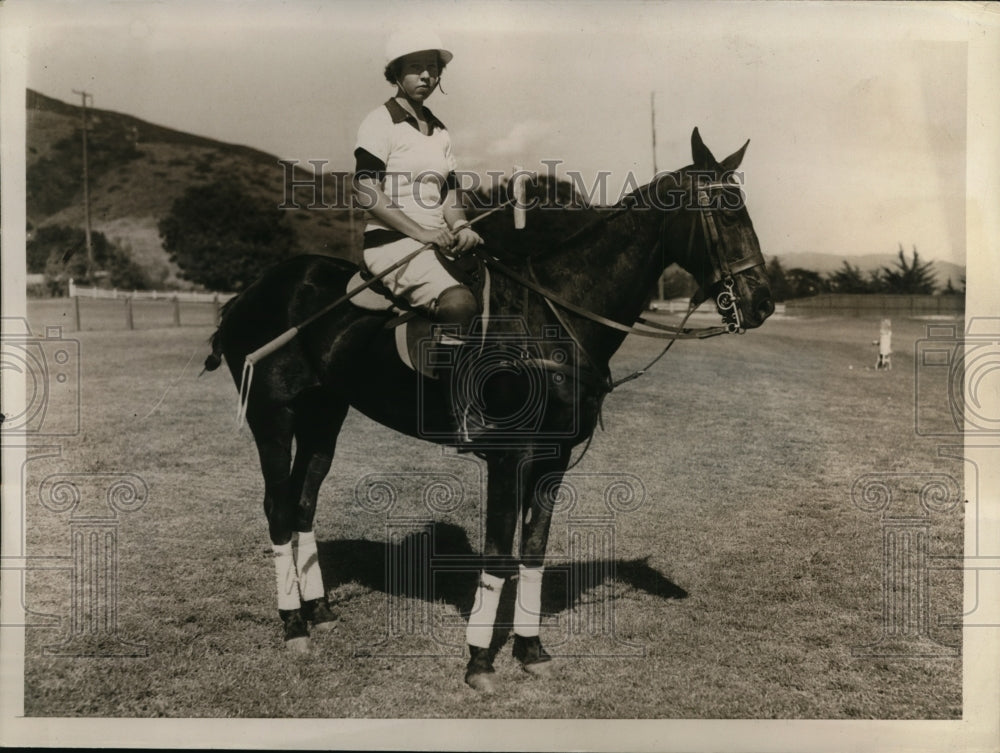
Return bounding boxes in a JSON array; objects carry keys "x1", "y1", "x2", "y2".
[
  {"x1": 22, "y1": 89, "x2": 967, "y2": 293},
  {"x1": 772, "y1": 251, "x2": 965, "y2": 291},
  {"x1": 25, "y1": 89, "x2": 359, "y2": 288}
]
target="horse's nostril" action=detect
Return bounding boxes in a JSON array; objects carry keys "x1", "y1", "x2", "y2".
[{"x1": 757, "y1": 298, "x2": 775, "y2": 320}]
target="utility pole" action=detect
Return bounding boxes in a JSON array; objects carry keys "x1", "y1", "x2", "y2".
[
  {"x1": 651, "y1": 91, "x2": 664, "y2": 302},
  {"x1": 650, "y1": 91, "x2": 658, "y2": 178},
  {"x1": 72, "y1": 89, "x2": 94, "y2": 282}
]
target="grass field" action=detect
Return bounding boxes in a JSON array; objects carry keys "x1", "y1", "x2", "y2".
[{"x1": 16, "y1": 305, "x2": 964, "y2": 718}]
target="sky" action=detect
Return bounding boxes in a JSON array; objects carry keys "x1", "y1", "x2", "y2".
[{"x1": 5, "y1": 0, "x2": 989, "y2": 267}]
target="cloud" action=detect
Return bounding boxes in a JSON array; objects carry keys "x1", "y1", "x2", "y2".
[{"x1": 486, "y1": 119, "x2": 553, "y2": 159}]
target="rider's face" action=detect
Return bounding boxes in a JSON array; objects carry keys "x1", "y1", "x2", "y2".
[{"x1": 395, "y1": 51, "x2": 440, "y2": 102}]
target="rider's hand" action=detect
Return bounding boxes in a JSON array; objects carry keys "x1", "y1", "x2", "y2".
[
  {"x1": 416, "y1": 227, "x2": 455, "y2": 249},
  {"x1": 448, "y1": 226, "x2": 483, "y2": 255}
]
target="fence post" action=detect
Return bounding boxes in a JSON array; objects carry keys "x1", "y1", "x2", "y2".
[
  {"x1": 172, "y1": 296, "x2": 181, "y2": 327},
  {"x1": 69, "y1": 277, "x2": 76, "y2": 298},
  {"x1": 125, "y1": 297, "x2": 134, "y2": 330},
  {"x1": 73, "y1": 294, "x2": 81, "y2": 332},
  {"x1": 213, "y1": 294, "x2": 221, "y2": 326}
]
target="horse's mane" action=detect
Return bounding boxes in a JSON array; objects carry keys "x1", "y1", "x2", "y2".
[{"x1": 476, "y1": 169, "x2": 690, "y2": 261}]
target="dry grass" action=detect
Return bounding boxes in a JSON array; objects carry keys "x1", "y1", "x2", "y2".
[{"x1": 19, "y1": 306, "x2": 963, "y2": 718}]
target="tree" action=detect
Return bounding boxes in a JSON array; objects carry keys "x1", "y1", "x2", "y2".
[
  {"x1": 941, "y1": 277, "x2": 965, "y2": 295},
  {"x1": 159, "y1": 179, "x2": 299, "y2": 291},
  {"x1": 877, "y1": 244, "x2": 937, "y2": 294},
  {"x1": 32, "y1": 224, "x2": 151, "y2": 295},
  {"x1": 765, "y1": 256, "x2": 794, "y2": 302},
  {"x1": 785, "y1": 267, "x2": 826, "y2": 298},
  {"x1": 827, "y1": 260, "x2": 878, "y2": 294},
  {"x1": 659, "y1": 266, "x2": 699, "y2": 299}
]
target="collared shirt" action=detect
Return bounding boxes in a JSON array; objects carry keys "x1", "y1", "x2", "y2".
[{"x1": 354, "y1": 98, "x2": 458, "y2": 232}]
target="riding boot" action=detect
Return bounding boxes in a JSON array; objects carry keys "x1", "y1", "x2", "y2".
[
  {"x1": 430, "y1": 336, "x2": 492, "y2": 445},
  {"x1": 429, "y1": 286, "x2": 491, "y2": 446}
]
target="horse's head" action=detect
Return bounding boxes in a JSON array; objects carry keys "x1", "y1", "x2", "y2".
[{"x1": 655, "y1": 128, "x2": 774, "y2": 332}]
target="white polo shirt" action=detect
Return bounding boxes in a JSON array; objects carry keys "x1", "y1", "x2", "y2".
[{"x1": 355, "y1": 99, "x2": 458, "y2": 232}]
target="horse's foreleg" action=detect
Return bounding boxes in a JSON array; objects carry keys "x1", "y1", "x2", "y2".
[
  {"x1": 289, "y1": 394, "x2": 349, "y2": 632},
  {"x1": 511, "y1": 445, "x2": 571, "y2": 675},
  {"x1": 464, "y1": 451, "x2": 524, "y2": 692}
]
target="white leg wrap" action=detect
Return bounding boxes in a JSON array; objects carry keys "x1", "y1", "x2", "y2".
[
  {"x1": 273, "y1": 542, "x2": 301, "y2": 611},
  {"x1": 295, "y1": 531, "x2": 325, "y2": 601},
  {"x1": 513, "y1": 565, "x2": 543, "y2": 638},
  {"x1": 466, "y1": 571, "x2": 504, "y2": 648}
]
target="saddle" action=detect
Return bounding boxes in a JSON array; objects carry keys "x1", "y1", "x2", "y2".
[{"x1": 347, "y1": 249, "x2": 491, "y2": 379}]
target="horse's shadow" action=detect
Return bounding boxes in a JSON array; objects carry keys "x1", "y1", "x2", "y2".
[{"x1": 317, "y1": 521, "x2": 687, "y2": 622}]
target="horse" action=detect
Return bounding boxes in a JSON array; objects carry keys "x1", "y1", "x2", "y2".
[{"x1": 204, "y1": 128, "x2": 774, "y2": 692}]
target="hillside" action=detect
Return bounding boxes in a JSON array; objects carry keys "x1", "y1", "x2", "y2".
[
  {"x1": 773, "y1": 251, "x2": 965, "y2": 291},
  {"x1": 22, "y1": 89, "x2": 966, "y2": 293},
  {"x1": 25, "y1": 89, "x2": 358, "y2": 288}
]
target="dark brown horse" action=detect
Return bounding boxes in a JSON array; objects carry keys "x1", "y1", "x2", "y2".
[{"x1": 205, "y1": 128, "x2": 773, "y2": 691}]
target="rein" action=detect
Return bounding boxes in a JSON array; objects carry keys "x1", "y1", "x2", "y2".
[{"x1": 480, "y1": 175, "x2": 760, "y2": 396}]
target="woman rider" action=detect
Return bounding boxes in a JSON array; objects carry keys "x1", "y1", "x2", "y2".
[{"x1": 353, "y1": 30, "x2": 485, "y2": 442}]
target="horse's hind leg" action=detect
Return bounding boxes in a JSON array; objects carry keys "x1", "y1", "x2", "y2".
[
  {"x1": 288, "y1": 390, "x2": 349, "y2": 633},
  {"x1": 248, "y1": 403, "x2": 311, "y2": 651}
]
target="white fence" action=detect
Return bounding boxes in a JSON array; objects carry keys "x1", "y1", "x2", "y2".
[
  {"x1": 68, "y1": 278, "x2": 236, "y2": 304},
  {"x1": 649, "y1": 298, "x2": 786, "y2": 315}
]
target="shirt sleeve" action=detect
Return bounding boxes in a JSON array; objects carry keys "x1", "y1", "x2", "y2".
[
  {"x1": 355, "y1": 107, "x2": 391, "y2": 165},
  {"x1": 353, "y1": 147, "x2": 386, "y2": 182}
]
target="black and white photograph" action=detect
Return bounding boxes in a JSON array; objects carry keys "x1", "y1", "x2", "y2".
[{"x1": 1, "y1": 1, "x2": 998, "y2": 750}]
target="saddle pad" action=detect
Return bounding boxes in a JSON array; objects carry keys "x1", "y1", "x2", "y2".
[{"x1": 395, "y1": 268, "x2": 492, "y2": 379}]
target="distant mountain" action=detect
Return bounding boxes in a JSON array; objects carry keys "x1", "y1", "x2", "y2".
[
  {"x1": 25, "y1": 89, "x2": 358, "y2": 288},
  {"x1": 771, "y1": 251, "x2": 965, "y2": 291}
]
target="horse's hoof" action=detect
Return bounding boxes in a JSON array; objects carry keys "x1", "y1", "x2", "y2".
[
  {"x1": 512, "y1": 634, "x2": 552, "y2": 677},
  {"x1": 285, "y1": 636, "x2": 311, "y2": 654},
  {"x1": 465, "y1": 644, "x2": 496, "y2": 693},
  {"x1": 279, "y1": 607, "x2": 310, "y2": 644},
  {"x1": 465, "y1": 670, "x2": 496, "y2": 693},
  {"x1": 302, "y1": 598, "x2": 338, "y2": 632}
]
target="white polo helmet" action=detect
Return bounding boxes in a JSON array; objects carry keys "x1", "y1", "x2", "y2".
[{"x1": 384, "y1": 29, "x2": 453, "y2": 67}]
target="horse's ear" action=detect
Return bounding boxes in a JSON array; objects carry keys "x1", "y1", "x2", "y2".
[
  {"x1": 720, "y1": 139, "x2": 750, "y2": 172},
  {"x1": 691, "y1": 127, "x2": 718, "y2": 168}
]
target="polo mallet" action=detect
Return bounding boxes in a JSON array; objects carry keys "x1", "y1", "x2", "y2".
[
  {"x1": 236, "y1": 176, "x2": 532, "y2": 427},
  {"x1": 512, "y1": 166, "x2": 531, "y2": 230}
]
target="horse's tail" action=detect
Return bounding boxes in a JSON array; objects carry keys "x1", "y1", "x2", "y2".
[{"x1": 203, "y1": 295, "x2": 240, "y2": 373}]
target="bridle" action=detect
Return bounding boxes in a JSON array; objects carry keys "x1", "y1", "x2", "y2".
[
  {"x1": 480, "y1": 172, "x2": 768, "y2": 390},
  {"x1": 688, "y1": 179, "x2": 768, "y2": 336}
]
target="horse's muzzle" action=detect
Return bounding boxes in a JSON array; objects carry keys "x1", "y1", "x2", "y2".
[{"x1": 746, "y1": 287, "x2": 775, "y2": 329}]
